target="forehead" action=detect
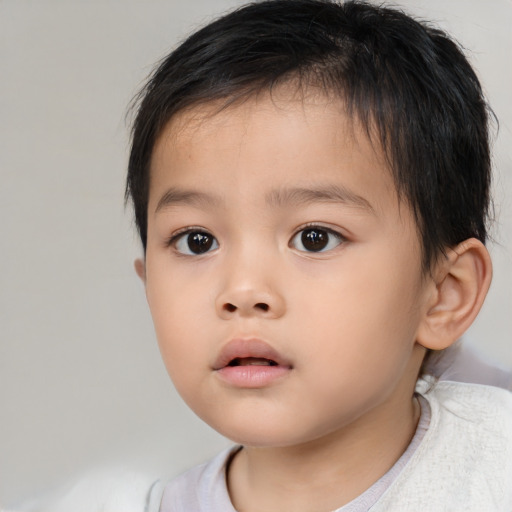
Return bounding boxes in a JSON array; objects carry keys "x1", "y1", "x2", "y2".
[{"x1": 148, "y1": 89, "x2": 401, "y2": 219}]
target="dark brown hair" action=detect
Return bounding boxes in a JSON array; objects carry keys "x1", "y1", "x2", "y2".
[{"x1": 127, "y1": 0, "x2": 493, "y2": 271}]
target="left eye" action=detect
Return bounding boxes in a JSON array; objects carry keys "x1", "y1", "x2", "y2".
[{"x1": 290, "y1": 227, "x2": 344, "y2": 253}]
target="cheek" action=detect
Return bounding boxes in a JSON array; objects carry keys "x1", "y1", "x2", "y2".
[
  {"x1": 292, "y1": 251, "x2": 422, "y2": 369},
  {"x1": 145, "y1": 266, "x2": 212, "y2": 381}
]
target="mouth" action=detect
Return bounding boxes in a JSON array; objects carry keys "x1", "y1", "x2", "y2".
[
  {"x1": 213, "y1": 338, "x2": 292, "y2": 371},
  {"x1": 213, "y1": 338, "x2": 292, "y2": 388},
  {"x1": 227, "y1": 357, "x2": 279, "y2": 367}
]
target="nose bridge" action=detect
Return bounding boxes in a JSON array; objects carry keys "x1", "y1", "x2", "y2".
[{"x1": 215, "y1": 242, "x2": 285, "y2": 319}]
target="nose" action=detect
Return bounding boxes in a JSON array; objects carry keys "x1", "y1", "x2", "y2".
[{"x1": 215, "y1": 262, "x2": 286, "y2": 320}]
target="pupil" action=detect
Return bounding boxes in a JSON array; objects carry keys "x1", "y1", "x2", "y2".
[
  {"x1": 302, "y1": 229, "x2": 328, "y2": 251},
  {"x1": 187, "y1": 232, "x2": 213, "y2": 254}
]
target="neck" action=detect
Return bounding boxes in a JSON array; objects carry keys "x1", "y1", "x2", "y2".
[{"x1": 227, "y1": 354, "x2": 424, "y2": 512}]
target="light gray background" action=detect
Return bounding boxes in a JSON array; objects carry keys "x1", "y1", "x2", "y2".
[{"x1": 1, "y1": 0, "x2": 510, "y2": 507}]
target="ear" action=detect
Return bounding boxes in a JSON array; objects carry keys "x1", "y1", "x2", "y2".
[
  {"x1": 417, "y1": 238, "x2": 492, "y2": 351},
  {"x1": 134, "y1": 258, "x2": 146, "y2": 284}
]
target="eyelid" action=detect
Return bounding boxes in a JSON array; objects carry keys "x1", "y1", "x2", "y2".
[
  {"x1": 165, "y1": 226, "x2": 202, "y2": 247},
  {"x1": 289, "y1": 223, "x2": 347, "y2": 252},
  {"x1": 291, "y1": 222, "x2": 347, "y2": 239},
  {"x1": 166, "y1": 226, "x2": 219, "y2": 255}
]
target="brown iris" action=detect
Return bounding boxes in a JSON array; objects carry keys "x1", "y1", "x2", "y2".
[
  {"x1": 300, "y1": 228, "x2": 329, "y2": 252},
  {"x1": 187, "y1": 232, "x2": 214, "y2": 254}
]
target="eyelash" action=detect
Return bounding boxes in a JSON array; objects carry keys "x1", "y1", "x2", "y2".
[
  {"x1": 166, "y1": 227, "x2": 219, "y2": 256},
  {"x1": 289, "y1": 224, "x2": 346, "y2": 253},
  {"x1": 166, "y1": 224, "x2": 346, "y2": 256}
]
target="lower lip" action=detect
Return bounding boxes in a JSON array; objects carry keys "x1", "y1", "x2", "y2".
[{"x1": 215, "y1": 365, "x2": 291, "y2": 388}]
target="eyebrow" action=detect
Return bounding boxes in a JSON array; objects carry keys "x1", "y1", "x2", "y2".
[
  {"x1": 155, "y1": 188, "x2": 222, "y2": 213},
  {"x1": 154, "y1": 184, "x2": 375, "y2": 214},
  {"x1": 265, "y1": 185, "x2": 375, "y2": 214}
]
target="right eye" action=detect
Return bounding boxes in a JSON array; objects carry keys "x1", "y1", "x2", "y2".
[{"x1": 173, "y1": 230, "x2": 219, "y2": 255}]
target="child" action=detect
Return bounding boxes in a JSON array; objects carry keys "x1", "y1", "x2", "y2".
[{"x1": 125, "y1": 0, "x2": 512, "y2": 510}]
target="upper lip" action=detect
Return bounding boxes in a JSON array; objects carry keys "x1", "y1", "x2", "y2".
[{"x1": 213, "y1": 338, "x2": 293, "y2": 370}]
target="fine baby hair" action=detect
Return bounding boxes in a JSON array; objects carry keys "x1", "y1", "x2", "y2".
[{"x1": 127, "y1": 0, "x2": 492, "y2": 271}]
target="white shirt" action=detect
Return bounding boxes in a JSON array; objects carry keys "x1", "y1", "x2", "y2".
[{"x1": 159, "y1": 380, "x2": 512, "y2": 512}]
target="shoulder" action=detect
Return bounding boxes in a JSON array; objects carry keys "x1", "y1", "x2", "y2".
[
  {"x1": 374, "y1": 381, "x2": 512, "y2": 512},
  {"x1": 425, "y1": 380, "x2": 512, "y2": 464},
  {"x1": 159, "y1": 447, "x2": 239, "y2": 512},
  {"x1": 10, "y1": 449, "x2": 239, "y2": 512},
  {"x1": 423, "y1": 379, "x2": 512, "y2": 429},
  {"x1": 12, "y1": 468, "x2": 163, "y2": 512}
]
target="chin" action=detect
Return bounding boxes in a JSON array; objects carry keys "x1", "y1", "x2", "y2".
[
  {"x1": 201, "y1": 415, "x2": 294, "y2": 447},
  {"x1": 207, "y1": 416, "x2": 327, "y2": 449}
]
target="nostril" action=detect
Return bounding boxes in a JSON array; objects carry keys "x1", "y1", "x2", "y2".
[{"x1": 220, "y1": 302, "x2": 272, "y2": 314}]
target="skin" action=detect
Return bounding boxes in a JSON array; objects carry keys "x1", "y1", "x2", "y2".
[{"x1": 140, "y1": 89, "x2": 442, "y2": 511}]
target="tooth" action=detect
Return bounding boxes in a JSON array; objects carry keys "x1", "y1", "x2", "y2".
[{"x1": 248, "y1": 360, "x2": 271, "y2": 366}]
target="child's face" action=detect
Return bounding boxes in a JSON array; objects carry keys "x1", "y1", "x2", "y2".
[{"x1": 142, "y1": 89, "x2": 432, "y2": 447}]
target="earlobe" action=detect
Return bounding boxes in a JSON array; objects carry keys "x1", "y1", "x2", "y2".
[
  {"x1": 134, "y1": 258, "x2": 146, "y2": 284},
  {"x1": 417, "y1": 238, "x2": 492, "y2": 351}
]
